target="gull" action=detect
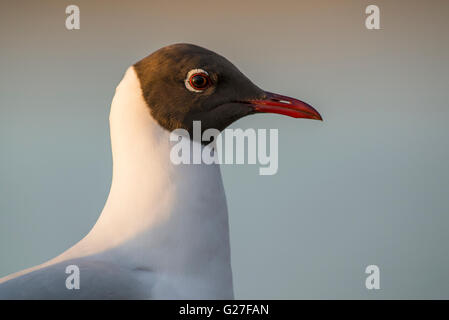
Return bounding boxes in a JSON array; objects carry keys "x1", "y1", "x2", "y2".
[{"x1": 0, "y1": 44, "x2": 322, "y2": 299}]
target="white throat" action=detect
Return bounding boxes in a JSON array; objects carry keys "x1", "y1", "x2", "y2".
[{"x1": 67, "y1": 67, "x2": 233, "y2": 298}]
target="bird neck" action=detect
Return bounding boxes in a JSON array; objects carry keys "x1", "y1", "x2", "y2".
[{"x1": 73, "y1": 68, "x2": 233, "y2": 290}]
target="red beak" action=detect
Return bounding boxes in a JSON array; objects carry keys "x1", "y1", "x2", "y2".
[{"x1": 248, "y1": 91, "x2": 322, "y2": 121}]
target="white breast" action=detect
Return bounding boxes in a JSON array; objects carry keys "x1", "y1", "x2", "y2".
[{"x1": 0, "y1": 67, "x2": 234, "y2": 299}]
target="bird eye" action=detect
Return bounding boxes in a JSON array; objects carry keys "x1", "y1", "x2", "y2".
[
  {"x1": 185, "y1": 69, "x2": 211, "y2": 92},
  {"x1": 190, "y1": 74, "x2": 208, "y2": 89}
]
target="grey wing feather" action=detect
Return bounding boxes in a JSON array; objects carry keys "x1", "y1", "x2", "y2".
[{"x1": 0, "y1": 258, "x2": 152, "y2": 300}]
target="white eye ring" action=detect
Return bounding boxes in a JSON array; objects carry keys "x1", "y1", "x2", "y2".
[{"x1": 185, "y1": 69, "x2": 210, "y2": 93}]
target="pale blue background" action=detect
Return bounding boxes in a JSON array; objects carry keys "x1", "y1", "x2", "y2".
[{"x1": 1, "y1": 0, "x2": 448, "y2": 298}]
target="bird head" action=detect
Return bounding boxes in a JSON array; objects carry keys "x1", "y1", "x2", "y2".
[{"x1": 134, "y1": 43, "x2": 322, "y2": 137}]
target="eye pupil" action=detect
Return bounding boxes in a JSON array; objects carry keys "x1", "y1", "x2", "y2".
[
  {"x1": 192, "y1": 76, "x2": 205, "y2": 86},
  {"x1": 190, "y1": 74, "x2": 209, "y2": 89}
]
